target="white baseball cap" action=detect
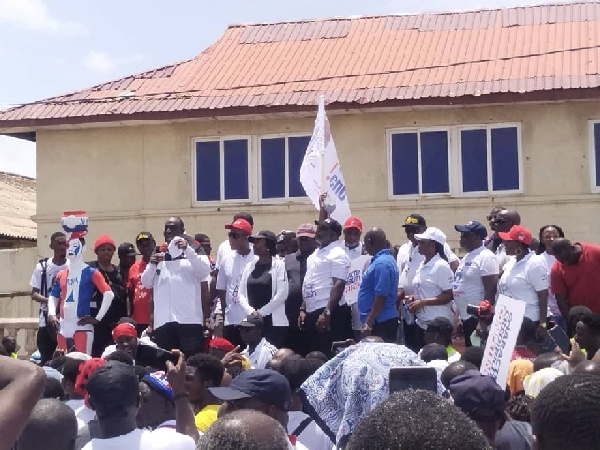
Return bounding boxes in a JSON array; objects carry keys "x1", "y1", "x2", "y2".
[{"x1": 414, "y1": 227, "x2": 447, "y2": 245}]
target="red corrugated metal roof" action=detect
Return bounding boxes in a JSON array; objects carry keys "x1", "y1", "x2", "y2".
[{"x1": 2, "y1": 1, "x2": 600, "y2": 130}]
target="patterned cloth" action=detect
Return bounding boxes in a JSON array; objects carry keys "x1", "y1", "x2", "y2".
[{"x1": 298, "y1": 342, "x2": 444, "y2": 448}]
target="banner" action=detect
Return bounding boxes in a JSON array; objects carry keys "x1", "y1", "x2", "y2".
[
  {"x1": 480, "y1": 295, "x2": 526, "y2": 387},
  {"x1": 344, "y1": 255, "x2": 371, "y2": 305},
  {"x1": 300, "y1": 96, "x2": 352, "y2": 224}
]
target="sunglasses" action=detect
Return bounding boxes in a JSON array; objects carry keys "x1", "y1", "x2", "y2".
[
  {"x1": 228, "y1": 232, "x2": 244, "y2": 239},
  {"x1": 494, "y1": 218, "x2": 508, "y2": 224},
  {"x1": 486, "y1": 215, "x2": 494, "y2": 221}
]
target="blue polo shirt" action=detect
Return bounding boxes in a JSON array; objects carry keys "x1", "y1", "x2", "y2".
[{"x1": 357, "y1": 249, "x2": 399, "y2": 324}]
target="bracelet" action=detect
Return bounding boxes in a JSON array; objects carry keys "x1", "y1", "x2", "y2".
[
  {"x1": 173, "y1": 392, "x2": 189, "y2": 400},
  {"x1": 362, "y1": 323, "x2": 372, "y2": 331},
  {"x1": 299, "y1": 307, "x2": 306, "y2": 312}
]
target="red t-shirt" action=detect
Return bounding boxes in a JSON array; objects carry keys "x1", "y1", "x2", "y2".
[
  {"x1": 550, "y1": 242, "x2": 600, "y2": 313},
  {"x1": 128, "y1": 259, "x2": 152, "y2": 325}
]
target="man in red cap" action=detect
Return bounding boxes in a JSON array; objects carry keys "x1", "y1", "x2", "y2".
[
  {"x1": 141, "y1": 217, "x2": 211, "y2": 357},
  {"x1": 216, "y1": 217, "x2": 255, "y2": 347}
]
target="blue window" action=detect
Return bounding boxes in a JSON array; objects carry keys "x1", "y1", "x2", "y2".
[
  {"x1": 259, "y1": 135, "x2": 310, "y2": 200},
  {"x1": 592, "y1": 122, "x2": 600, "y2": 190},
  {"x1": 460, "y1": 125, "x2": 520, "y2": 193},
  {"x1": 194, "y1": 138, "x2": 249, "y2": 202},
  {"x1": 390, "y1": 130, "x2": 450, "y2": 195}
]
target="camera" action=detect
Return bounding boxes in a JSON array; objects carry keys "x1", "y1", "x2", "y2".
[{"x1": 466, "y1": 300, "x2": 494, "y2": 319}]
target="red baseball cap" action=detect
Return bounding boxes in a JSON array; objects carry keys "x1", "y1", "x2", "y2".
[
  {"x1": 94, "y1": 234, "x2": 116, "y2": 250},
  {"x1": 344, "y1": 216, "x2": 363, "y2": 232},
  {"x1": 498, "y1": 225, "x2": 532, "y2": 245},
  {"x1": 225, "y1": 218, "x2": 252, "y2": 234}
]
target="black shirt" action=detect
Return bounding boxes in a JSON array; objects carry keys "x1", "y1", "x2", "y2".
[
  {"x1": 247, "y1": 261, "x2": 273, "y2": 310},
  {"x1": 285, "y1": 251, "x2": 310, "y2": 326}
]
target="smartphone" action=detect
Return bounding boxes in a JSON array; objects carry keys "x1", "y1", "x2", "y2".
[
  {"x1": 331, "y1": 340, "x2": 353, "y2": 354},
  {"x1": 548, "y1": 325, "x2": 571, "y2": 354},
  {"x1": 136, "y1": 345, "x2": 179, "y2": 371},
  {"x1": 389, "y1": 367, "x2": 437, "y2": 393}
]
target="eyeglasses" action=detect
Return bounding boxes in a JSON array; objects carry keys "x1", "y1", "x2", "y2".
[
  {"x1": 486, "y1": 215, "x2": 494, "y2": 221},
  {"x1": 494, "y1": 218, "x2": 508, "y2": 224}
]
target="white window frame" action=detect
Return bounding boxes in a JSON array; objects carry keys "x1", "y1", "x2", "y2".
[
  {"x1": 456, "y1": 122, "x2": 523, "y2": 197},
  {"x1": 257, "y1": 133, "x2": 312, "y2": 204},
  {"x1": 191, "y1": 136, "x2": 253, "y2": 206},
  {"x1": 589, "y1": 120, "x2": 600, "y2": 194},
  {"x1": 386, "y1": 126, "x2": 452, "y2": 199}
]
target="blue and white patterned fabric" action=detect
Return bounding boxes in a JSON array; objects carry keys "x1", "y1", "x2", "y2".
[{"x1": 298, "y1": 342, "x2": 444, "y2": 448}]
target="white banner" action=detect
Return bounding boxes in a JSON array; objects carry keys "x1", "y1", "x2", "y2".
[
  {"x1": 480, "y1": 295, "x2": 526, "y2": 387},
  {"x1": 344, "y1": 255, "x2": 371, "y2": 305},
  {"x1": 300, "y1": 96, "x2": 352, "y2": 224}
]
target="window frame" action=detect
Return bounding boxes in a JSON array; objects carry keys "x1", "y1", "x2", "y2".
[
  {"x1": 191, "y1": 135, "x2": 253, "y2": 206},
  {"x1": 386, "y1": 123, "x2": 523, "y2": 200},
  {"x1": 455, "y1": 122, "x2": 523, "y2": 197},
  {"x1": 256, "y1": 133, "x2": 312, "y2": 204},
  {"x1": 589, "y1": 120, "x2": 600, "y2": 194},
  {"x1": 386, "y1": 126, "x2": 453, "y2": 199}
]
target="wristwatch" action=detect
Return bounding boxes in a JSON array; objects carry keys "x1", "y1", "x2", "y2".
[
  {"x1": 540, "y1": 322, "x2": 547, "y2": 329},
  {"x1": 299, "y1": 306, "x2": 306, "y2": 313},
  {"x1": 362, "y1": 322, "x2": 372, "y2": 331},
  {"x1": 323, "y1": 308, "x2": 331, "y2": 316}
]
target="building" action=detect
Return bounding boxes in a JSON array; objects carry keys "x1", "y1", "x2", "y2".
[
  {"x1": 1, "y1": 2, "x2": 600, "y2": 253},
  {"x1": 0, "y1": 172, "x2": 36, "y2": 249}
]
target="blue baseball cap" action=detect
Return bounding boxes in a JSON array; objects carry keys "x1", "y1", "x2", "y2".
[
  {"x1": 454, "y1": 220, "x2": 488, "y2": 240},
  {"x1": 209, "y1": 369, "x2": 292, "y2": 411},
  {"x1": 449, "y1": 370, "x2": 506, "y2": 417}
]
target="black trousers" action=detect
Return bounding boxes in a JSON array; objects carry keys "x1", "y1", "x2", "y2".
[
  {"x1": 36, "y1": 325, "x2": 57, "y2": 365},
  {"x1": 462, "y1": 316, "x2": 480, "y2": 347},
  {"x1": 305, "y1": 304, "x2": 353, "y2": 357},
  {"x1": 153, "y1": 322, "x2": 204, "y2": 357},
  {"x1": 404, "y1": 322, "x2": 425, "y2": 353},
  {"x1": 264, "y1": 326, "x2": 288, "y2": 349},
  {"x1": 372, "y1": 317, "x2": 399, "y2": 343},
  {"x1": 223, "y1": 325, "x2": 243, "y2": 348}
]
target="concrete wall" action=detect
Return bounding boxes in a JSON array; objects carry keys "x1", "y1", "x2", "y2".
[
  {"x1": 34, "y1": 100, "x2": 600, "y2": 261},
  {"x1": 0, "y1": 247, "x2": 38, "y2": 318}
]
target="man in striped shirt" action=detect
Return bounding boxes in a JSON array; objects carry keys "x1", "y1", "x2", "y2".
[{"x1": 239, "y1": 315, "x2": 277, "y2": 369}]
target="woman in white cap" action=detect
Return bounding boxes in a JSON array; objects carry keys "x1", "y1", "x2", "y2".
[{"x1": 407, "y1": 227, "x2": 455, "y2": 352}]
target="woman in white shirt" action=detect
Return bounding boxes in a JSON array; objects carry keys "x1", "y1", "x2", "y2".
[
  {"x1": 537, "y1": 224, "x2": 567, "y2": 332},
  {"x1": 238, "y1": 230, "x2": 289, "y2": 348},
  {"x1": 408, "y1": 227, "x2": 455, "y2": 352},
  {"x1": 498, "y1": 225, "x2": 549, "y2": 336}
]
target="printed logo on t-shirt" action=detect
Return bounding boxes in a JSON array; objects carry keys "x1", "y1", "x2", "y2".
[{"x1": 303, "y1": 282, "x2": 316, "y2": 299}]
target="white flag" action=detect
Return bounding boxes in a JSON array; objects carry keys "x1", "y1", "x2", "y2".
[{"x1": 300, "y1": 96, "x2": 352, "y2": 224}]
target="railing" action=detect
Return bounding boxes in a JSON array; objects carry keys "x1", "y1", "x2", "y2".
[{"x1": 0, "y1": 318, "x2": 39, "y2": 359}]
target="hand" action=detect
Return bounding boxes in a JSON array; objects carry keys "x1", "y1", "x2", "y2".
[
  {"x1": 176, "y1": 239, "x2": 188, "y2": 250},
  {"x1": 221, "y1": 345, "x2": 244, "y2": 368},
  {"x1": 166, "y1": 349, "x2": 186, "y2": 396},
  {"x1": 319, "y1": 193, "x2": 327, "y2": 207},
  {"x1": 360, "y1": 325, "x2": 372, "y2": 339},
  {"x1": 536, "y1": 325, "x2": 548, "y2": 338},
  {"x1": 298, "y1": 311, "x2": 307, "y2": 330},
  {"x1": 316, "y1": 313, "x2": 330, "y2": 333},
  {"x1": 408, "y1": 299, "x2": 425, "y2": 314},
  {"x1": 77, "y1": 315, "x2": 99, "y2": 326},
  {"x1": 561, "y1": 339, "x2": 586, "y2": 368},
  {"x1": 145, "y1": 325, "x2": 153, "y2": 337},
  {"x1": 251, "y1": 310, "x2": 261, "y2": 316},
  {"x1": 47, "y1": 315, "x2": 60, "y2": 332},
  {"x1": 150, "y1": 252, "x2": 165, "y2": 265}
]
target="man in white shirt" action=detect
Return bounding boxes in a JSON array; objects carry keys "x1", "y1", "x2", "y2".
[
  {"x1": 341, "y1": 216, "x2": 366, "y2": 340},
  {"x1": 30, "y1": 231, "x2": 68, "y2": 365},
  {"x1": 397, "y1": 214, "x2": 459, "y2": 344},
  {"x1": 216, "y1": 217, "x2": 255, "y2": 347},
  {"x1": 141, "y1": 217, "x2": 211, "y2": 357},
  {"x1": 489, "y1": 210, "x2": 521, "y2": 269},
  {"x1": 299, "y1": 218, "x2": 351, "y2": 357},
  {"x1": 239, "y1": 315, "x2": 278, "y2": 369},
  {"x1": 83, "y1": 360, "x2": 195, "y2": 450},
  {"x1": 453, "y1": 220, "x2": 500, "y2": 347}
]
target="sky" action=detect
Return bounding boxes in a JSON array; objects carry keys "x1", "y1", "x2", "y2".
[{"x1": 0, "y1": 0, "x2": 557, "y2": 178}]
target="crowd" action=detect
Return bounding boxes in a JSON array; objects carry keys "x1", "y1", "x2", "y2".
[{"x1": 1, "y1": 200, "x2": 600, "y2": 449}]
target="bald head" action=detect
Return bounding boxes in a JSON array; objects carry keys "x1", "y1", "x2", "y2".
[
  {"x1": 364, "y1": 227, "x2": 388, "y2": 255},
  {"x1": 198, "y1": 409, "x2": 290, "y2": 450},
  {"x1": 573, "y1": 361, "x2": 600, "y2": 376},
  {"x1": 552, "y1": 238, "x2": 580, "y2": 265},
  {"x1": 495, "y1": 210, "x2": 521, "y2": 232},
  {"x1": 17, "y1": 399, "x2": 77, "y2": 450}
]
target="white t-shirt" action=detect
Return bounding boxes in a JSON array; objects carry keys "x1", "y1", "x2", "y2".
[
  {"x1": 30, "y1": 258, "x2": 68, "y2": 327},
  {"x1": 241, "y1": 337, "x2": 277, "y2": 369},
  {"x1": 302, "y1": 242, "x2": 351, "y2": 313},
  {"x1": 65, "y1": 399, "x2": 95, "y2": 430},
  {"x1": 287, "y1": 410, "x2": 333, "y2": 450},
  {"x1": 341, "y1": 241, "x2": 363, "y2": 260},
  {"x1": 453, "y1": 246, "x2": 499, "y2": 320},
  {"x1": 216, "y1": 249, "x2": 255, "y2": 326},
  {"x1": 495, "y1": 243, "x2": 511, "y2": 269},
  {"x1": 498, "y1": 253, "x2": 549, "y2": 321},
  {"x1": 82, "y1": 427, "x2": 195, "y2": 450},
  {"x1": 216, "y1": 240, "x2": 234, "y2": 267},
  {"x1": 412, "y1": 254, "x2": 454, "y2": 327},
  {"x1": 541, "y1": 252, "x2": 561, "y2": 316},
  {"x1": 140, "y1": 246, "x2": 211, "y2": 329},
  {"x1": 397, "y1": 241, "x2": 458, "y2": 295}
]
